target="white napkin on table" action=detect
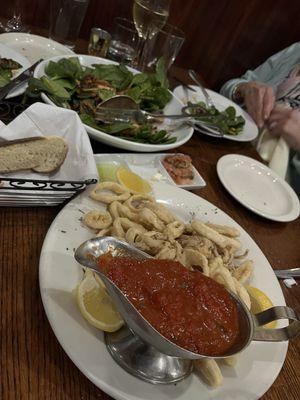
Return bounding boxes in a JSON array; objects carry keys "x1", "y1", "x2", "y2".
[{"x1": 0, "y1": 102, "x2": 98, "y2": 182}]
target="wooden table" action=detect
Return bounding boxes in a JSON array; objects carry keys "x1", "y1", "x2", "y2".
[{"x1": 0, "y1": 37, "x2": 300, "y2": 400}]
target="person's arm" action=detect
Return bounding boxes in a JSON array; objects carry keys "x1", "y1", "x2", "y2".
[
  {"x1": 220, "y1": 43, "x2": 300, "y2": 127},
  {"x1": 220, "y1": 42, "x2": 300, "y2": 100},
  {"x1": 267, "y1": 105, "x2": 300, "y2": 151}
]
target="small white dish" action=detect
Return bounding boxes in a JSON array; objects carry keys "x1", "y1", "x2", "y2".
[
  {"x1": 173, "y1": 85, "x2": 258, "y2": 142},
  {"x1": 94, "y1": 153, "x2": 206, "y2": 190},
  {"x1": 157, "y1": 153, "x2": 206, "y2": 190},
  {"x1": 217, "y1": 154, "x2": 300, "y2": 222},
  {"x1": 0, "y1": 33, "x2": 75, "y2": 64},
  {"x1": 34, "y1": 55, "x2": 194, "y2": 152},
  {"x1": 0, "y1": 42, "x2": 30, "y2": 98}
]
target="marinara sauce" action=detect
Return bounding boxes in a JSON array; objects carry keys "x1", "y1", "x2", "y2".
[{"x1": 98, "y1": 254, "x2": 240, "y2": 356}]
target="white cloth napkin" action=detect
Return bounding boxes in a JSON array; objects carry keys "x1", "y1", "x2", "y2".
[
  {"x1": 256, "y1": 129, "x2": 289, "y2": 179},
  {"x1": 0, "y1": 102, "x2": 98, "y2": 181}
]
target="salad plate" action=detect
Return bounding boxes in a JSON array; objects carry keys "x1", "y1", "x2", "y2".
[
  {"x1": 217, "y1": 154, "x2": 300, "y2": 222},
  {"x1": 173, "y1": 85, "x2": 258, "y2": 142},
  {"x1": 39, "y1": 181, "x2": 287, "y2": 400},
  {"x1": 33, "y1": 55, "x2": 194, "y2": 152},
  {"x1": 0, "y1": 33, "x2": 74, "y2": 64},
  {"x1": 0, "y1": 42, "x2": 30, "y2": 98}
]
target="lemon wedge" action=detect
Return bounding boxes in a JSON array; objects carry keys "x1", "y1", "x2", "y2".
[
  {"x1": 116, "y1": 166, "x2": 152, "y2": 194},
  {"x1": 76, "y1": 269, "x2": 123, "y2": 332},
  {"x1": 246, "y1": 286, "x2": 277, "y2": 329}
]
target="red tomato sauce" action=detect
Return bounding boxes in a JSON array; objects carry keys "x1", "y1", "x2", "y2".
[{"x1": 98, "y1": 254, "x2": 240, "y2": 356}]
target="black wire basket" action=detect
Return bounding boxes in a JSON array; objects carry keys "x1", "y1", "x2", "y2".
[{"x1": 0, "y1": 177, "x2": 97, "y2": 207}]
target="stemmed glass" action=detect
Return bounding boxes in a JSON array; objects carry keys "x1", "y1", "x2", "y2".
[
  {"x1": 0, "y1": 0, "x2": 27, "y2": 32},
  {"x1": 132, "y1": 0, "x2": 170, "y2": 70}
]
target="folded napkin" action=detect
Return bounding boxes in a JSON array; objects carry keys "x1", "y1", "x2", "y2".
[
  {"x1": 256, "y1": 129, "x2": 289, "y2": 179},
  {"x1": 0, "y1": 102, "x2": 98, "y2": 182}
]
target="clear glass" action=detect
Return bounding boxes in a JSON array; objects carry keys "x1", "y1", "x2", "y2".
[
  {"x1": 88, "y1": 27, "x2": 111, "y2": 58},
  {"x1": 143, "y1": 23, "x2": 185, "y2": 70},
  {"x1": 107, "y1": 18, "x2": 139, "y2": 65},
  {"x1": 0, "y1": 0, "x2": 27, "y2": 33},
  {"x1": 132, "y1": 0, "x2": 171, "y2": 70},
  {"x1": 49, "y1": 0, "x2": 90, "y2": 49}
]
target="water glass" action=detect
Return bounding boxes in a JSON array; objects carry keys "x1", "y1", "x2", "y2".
[
  {"x1": 144, "y1": 24, "x2": 185, "y2": 70},
  {"x1": 107, "y1": 17, "x2": 139, "y2": 64},
  {"x1": 49, "y1": 0, "x2": 90, "y2": 49}
]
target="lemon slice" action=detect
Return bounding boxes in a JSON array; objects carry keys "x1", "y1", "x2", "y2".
[
  {"x1": 96, "y1": 163, "x2": 119, "y2": 182},
  {"x1": 246, "y1": 286, "x2": 277, "y2": 329},
  {"x1": 76, "y1": 269, "x2": 123, "y2": 332},
  {"x1": 116, "y1": 166, "x2": 152, "y2": 194}
]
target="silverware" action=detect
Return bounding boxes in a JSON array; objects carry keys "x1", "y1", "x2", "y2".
[
  {"x1": 74, "y1": 236, "x2": 300, "y2": 384},
  {"x1": 96, "y1": 95, "x2": 225, "y2": 137},
  {"x1": 95, "y1": 95, "x2": 192, "y2": 124},
  {"x1": 0, "y1": 59, "x2": 43, "y2": 100},
  {"x1": 188, "y1": 69, "x2": 215, "y2": 108},
  {"x1": 170, "y1": 74, "x2": 197, "y2": 92},
  {"x1": 274, "y1": 268, "x2": 300, "y2": 279}
]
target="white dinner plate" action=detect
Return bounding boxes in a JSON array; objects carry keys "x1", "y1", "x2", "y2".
[
  {"x1": 39, "y1": 182, "x2": 287, "y2": 400},
  {"x1": 34, "y1": 55, "x2": 194, "y2": 152},
  {"x1": 0, "y1": 33, "x2": 75, "y2": 64},
  {"x1": 0, "y1": 42, "x2": 30, "y2": 98},
  {"x1": 173, "y1": 85, "x2": 258, "y2": 142},
  {"x1": 217, "y1": 154, "x2": 300, "y2": 222}
]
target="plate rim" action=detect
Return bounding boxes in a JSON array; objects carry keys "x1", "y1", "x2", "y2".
[
  {"x1": 217, "y1": 154, "x2": 300, "y2": 222},
  {"x1": 0, "y1": 32, "x2": 75, "y2": 55},
  {"x1": 33, "y1": 54, "x2": 194, "y2": 152},
  {"x1": 173, "y1": 84, "x2": 258, "y2": 142},
  {"x1": 39, "y1": 181, "x2": 288, "y2": 400},
  {"x1": 0, "y1": 42, "x2": 31, "y2": 98}
]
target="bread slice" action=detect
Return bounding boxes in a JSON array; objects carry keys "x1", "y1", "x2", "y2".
[
  {"x1": 32, "y1": 136, "x2": 68, "y2": 173},
  {"x1": 0, "y1": 136, "x2": 68, "y2": 174}
]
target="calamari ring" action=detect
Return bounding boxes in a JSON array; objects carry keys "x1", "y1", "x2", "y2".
[
  {"x1": 108, "y1": 201, "x2": 136, "y2": 220},
  {"x1": 83, "y1": 211, "x2": 112, "y2": 230},
  {"x1": 90, "y1": 182, "x2": 130, "y2": 204},
  {"x1": 124, "y1": 194, "x2": 155, "y2": 212}
]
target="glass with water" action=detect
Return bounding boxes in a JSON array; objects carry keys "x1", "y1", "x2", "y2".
[{"x1": 49, "y1": 0, "x2": 89, "y2": 49}]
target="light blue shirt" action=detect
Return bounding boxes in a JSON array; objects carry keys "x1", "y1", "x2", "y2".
[
  {"x1": 220, "y1": 42, "x2": 300, "y2": 197},
  {"x1": 220, "y1": 42, "x2": 300, "y2": 100}
]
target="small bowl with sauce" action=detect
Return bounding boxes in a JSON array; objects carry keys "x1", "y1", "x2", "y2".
[{"x1": 157, "y1": 153, "x2": 206, "y2": 190}]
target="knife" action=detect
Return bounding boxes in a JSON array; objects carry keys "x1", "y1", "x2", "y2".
[{"x1": 0, "y1": 59, "x2": 43, "y2": 100}]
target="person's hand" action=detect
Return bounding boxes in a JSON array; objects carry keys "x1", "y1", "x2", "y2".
[
  {"x1": 236, "y1": 82, "x2": 275, "y2": 128},
  {"x1": 267, "y1": 105, "x2": 300, "y2": 151}
]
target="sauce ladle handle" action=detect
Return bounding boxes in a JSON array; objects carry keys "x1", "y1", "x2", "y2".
[{"x1": 252, "y1": 306, "x2": 300, "y2": 341}]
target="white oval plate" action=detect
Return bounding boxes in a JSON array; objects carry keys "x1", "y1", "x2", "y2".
[
  {"x1": 0, "y1": 42, "x2": 30, "y2": 98},
  {"x1": 173, "y1": 85, "x2": 258, "y2": 142},
  {"x1": 34, "y1": 55, "x2": 193, "y2": 152},
  {"x1": 0, "y1": 33, "x2": 75, "y2": 64},
  {"x1": 217, "y1": 154, "x2": 300, "y2": 222},
  {"x1": 39, "y1": 182, "x2": 287, "y2": 400}
]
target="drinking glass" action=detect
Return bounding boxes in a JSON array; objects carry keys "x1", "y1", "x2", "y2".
[
  {"x1": 0, "y1": 0, "x2": 27, "y2": 32},
  {"x1": 132, "y1": 0, "x2": 171, "y2": 69},
  {"x1": 143, "y1": 24, "x2": 185, "y2": 70},
  {"x1": 88, "y1": 27, "x2": 111, "y2": 58},
  {"x1": 49, "y1": 0, "x2": 90, "y2": 49},
  {"x1": 107, "y1": 18, "x2": 139, "y2": 65}
]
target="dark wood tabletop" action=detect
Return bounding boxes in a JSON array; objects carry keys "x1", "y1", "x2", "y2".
[{"x1": 0, "y1": 36, "x2": 299, "y2": 400}]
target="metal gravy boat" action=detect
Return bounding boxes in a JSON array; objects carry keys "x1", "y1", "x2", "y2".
[{"x1": 75, "y1": 237, "x2": 300, "y2": 384}]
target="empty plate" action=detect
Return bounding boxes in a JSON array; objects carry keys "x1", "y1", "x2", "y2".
[{"x1": 217, "y1": 154, "x2": 300, "y2": 222}]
